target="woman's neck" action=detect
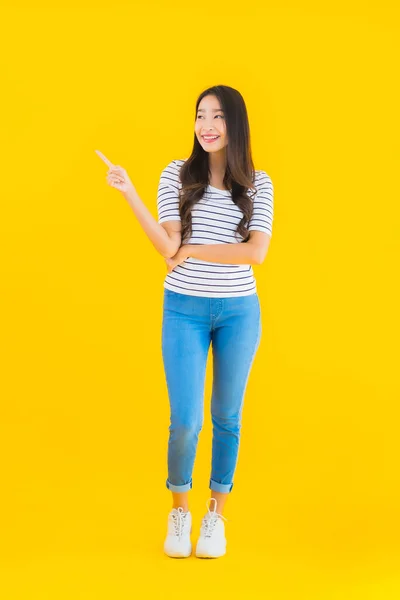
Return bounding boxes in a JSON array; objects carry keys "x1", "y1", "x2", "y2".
[{"x1": 208, "y1": 149, "x2": 228, "y2": 189}]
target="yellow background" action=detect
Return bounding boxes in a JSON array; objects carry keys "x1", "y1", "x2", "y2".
[{"x1": 1, "y1": 0, "x2": 399, "y2": 598}]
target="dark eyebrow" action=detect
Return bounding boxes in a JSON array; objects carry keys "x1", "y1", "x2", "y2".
[{"x1": 197, "y1": 108, "x2": 224, "y2": 112}]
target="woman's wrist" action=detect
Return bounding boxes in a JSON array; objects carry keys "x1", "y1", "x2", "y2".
[{"x1": 180, "y1": 244, "x2": 194, "y2": 259}]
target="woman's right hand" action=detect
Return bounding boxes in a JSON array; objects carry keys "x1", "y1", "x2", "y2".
[
  {"x1": 106, "y1": 164, "x2": 136, "y2": 196},
  {"x1": 95, "y1": 150, "x2": 136, "y2": 196}
]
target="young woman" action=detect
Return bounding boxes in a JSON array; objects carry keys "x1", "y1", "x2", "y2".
[{"x1": 102, "y1": 85, "x2": 274, "y2": 559}]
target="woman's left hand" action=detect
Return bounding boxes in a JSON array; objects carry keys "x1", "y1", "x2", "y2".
[{"x1": 165, "y1": 245, "x2": 192, "y2": 273}]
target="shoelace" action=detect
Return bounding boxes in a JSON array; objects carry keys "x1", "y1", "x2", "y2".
[
  {"x1": 170, "y1": 507, "x2": 189, "y2": 540},
  {"x1": 201, "y1": 498, "x2": 228, "y2": 539}
]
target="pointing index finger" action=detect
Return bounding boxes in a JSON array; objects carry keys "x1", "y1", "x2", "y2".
[{"x1": 95, "y1": 149, "x2": 114, "y2": 168}]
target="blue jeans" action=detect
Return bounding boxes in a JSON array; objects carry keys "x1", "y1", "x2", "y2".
[{"x1": 161, "y1": 288, "x2": 262, "y2": 494}]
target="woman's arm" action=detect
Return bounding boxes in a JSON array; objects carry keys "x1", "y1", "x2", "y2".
[
  {"x1": 166, "y1": 231, "x2": 271, "y2": 272},
  {"x1": 187, "y1": 242, "x2": 260, "y2": 265},
  {"x1": 123, "y1": 187, "x2": 180, "y2": 258},
  {"x1": 187, "y1": 231, "x2": 271, "y2": 265}
]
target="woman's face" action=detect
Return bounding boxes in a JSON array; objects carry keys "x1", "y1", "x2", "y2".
[{"x1": 195, "y1": 95, "x2": 228, "y2": 153}]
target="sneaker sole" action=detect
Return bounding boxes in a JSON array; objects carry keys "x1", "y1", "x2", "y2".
[
  {"x1": 164, "y1": 548, "x2": 192, "y2": 558},
  {"x1": 195, "y1": 553, "x2": 226, "y2": 558},
  {"x1": 195, "y1": 548, "x2": 226, "y2": 558},
  {"x1": 164, "y1": 538, "x2": 192, "y2": 558}
]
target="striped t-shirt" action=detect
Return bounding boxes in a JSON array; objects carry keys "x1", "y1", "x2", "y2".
[{"x1": 157, "y1": 158, "x2": 274, "y2": 298}]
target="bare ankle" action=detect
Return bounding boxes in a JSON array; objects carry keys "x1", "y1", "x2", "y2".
[{"x1": 172, "y1": 504, "x2": 189, "y2": 512}]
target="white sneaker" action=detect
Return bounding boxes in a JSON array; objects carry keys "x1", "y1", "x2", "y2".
[
  {"x1": 163, "y1": 507, "x2": 192, "y2": 558},
  {"x1": 195, "y1": 498, "x2": 228, "y2": 558}
]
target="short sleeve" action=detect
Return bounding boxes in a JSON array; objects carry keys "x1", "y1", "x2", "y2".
[
  {"x1": 157, "y1": 160, "x2": 181, "y2": 223},
  {"x1": 248, "y1": 171, "x2": 274, "y2": 236}
]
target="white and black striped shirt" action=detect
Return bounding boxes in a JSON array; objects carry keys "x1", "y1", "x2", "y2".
[{"x1": 157, "y1": 159, "x2": 274, "y2": 298}]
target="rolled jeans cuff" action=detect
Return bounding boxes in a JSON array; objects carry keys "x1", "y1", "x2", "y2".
[
  {"x1": 209, "y1": 478, "x2": 234, "y2": 493},
  {"x1": 166, "y1": 478, "x2": 193, "y2": 493}
]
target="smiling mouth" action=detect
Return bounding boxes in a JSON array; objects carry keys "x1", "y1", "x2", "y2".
[{"x1": 202, "y1": 136, "x2": 220, "y2": 143}]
